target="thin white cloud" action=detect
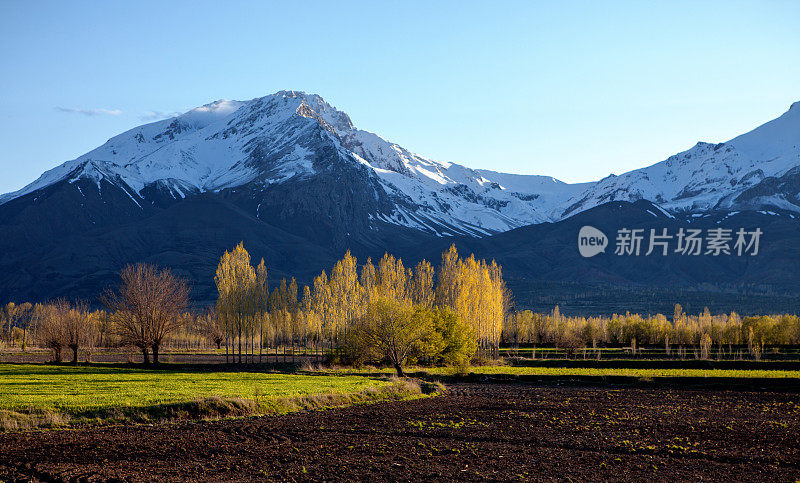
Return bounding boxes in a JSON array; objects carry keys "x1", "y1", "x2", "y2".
[
  {"x1": 139, "y1": 110, "x2": 182, "y2": 121},
  {"x1": 55, "y1": 107, "x2": 123, "y2": 116}
]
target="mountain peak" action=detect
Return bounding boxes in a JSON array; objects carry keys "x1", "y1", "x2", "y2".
[
  {"x1": 290, "y1": 92, "x2": 354, "y2": 133},
  {"x1": 243, "y1": 90, "x2": 355, "y2": 135}
]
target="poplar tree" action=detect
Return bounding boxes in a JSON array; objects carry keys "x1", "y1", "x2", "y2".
[
  {"x1": 432, "y1": 245, "x2": 506, "y2": 357},
  {"x1": 255, "y1": 259, "x2": 269, "y2": 363},
  {"x1": 214, "y1": 242, "x2": 257, "y2": 364},
  {"x1": 360, "y1": 257, "x2": 376, "y2": 305},
  {"x1": 409, "y1": 260, "x2": 435, "y2": 308}
]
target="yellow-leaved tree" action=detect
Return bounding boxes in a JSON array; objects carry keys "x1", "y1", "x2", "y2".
[{"x1": 214, "y1": 242, "x2": 265, "y2": 364}]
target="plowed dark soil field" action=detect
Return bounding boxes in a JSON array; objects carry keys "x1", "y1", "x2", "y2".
[{"x1": 1, "y1": 383, "x2": 798, "y2": 481}]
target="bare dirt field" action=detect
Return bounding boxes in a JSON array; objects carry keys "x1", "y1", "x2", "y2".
[{"x1": 1, "y1": 382, "x2": 798, "y2": 481}]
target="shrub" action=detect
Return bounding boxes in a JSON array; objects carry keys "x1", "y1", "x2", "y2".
[
  {"x1": 346, "y1": 298, "x2": 434, "y2": 376},
  {"x1": 427, "y1": 307, "x2": 476, "y2": 367},
  {"x1": 345, "y1": 299, "x2": 478, "y2": 376}
]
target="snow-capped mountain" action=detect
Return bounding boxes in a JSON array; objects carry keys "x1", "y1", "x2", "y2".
[
  {"x1": 2, "y1": 91, "x2": 799, "y2": 239},
  {"x1": 561, "y1": 101, "x2": 800, "y2": 218},
  {"x1": 0, "y1": 91, "x2": 588, "y2": 236}
]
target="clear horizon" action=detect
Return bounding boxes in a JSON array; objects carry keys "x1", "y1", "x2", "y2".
[{"x1": 1, "y1": 0, "x2": 798, "y2": 195}]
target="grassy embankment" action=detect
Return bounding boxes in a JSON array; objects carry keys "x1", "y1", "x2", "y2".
[
  {"x1": 322, "y1": 364, "x2": 800, "y2": 379},
  {"x1": 0, "y1": 364, "x2": 438, "y2": 430}
]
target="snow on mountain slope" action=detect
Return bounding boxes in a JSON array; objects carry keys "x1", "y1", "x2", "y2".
[
  {"x1": 2, "y1": 92, "x2": 798, "y2": 237},
  {"x1": 339, "y1": 128, "x2": 578, "y2": 233},
  {"x1": 562, "y1": 101, "x2": 800, "y2": 217},
  {"x1": 0, "y1": 93, "x2": 333, "y2": 205},
  {"x1": 475, "y1": 169, "x2": 591, "y2": 197}
]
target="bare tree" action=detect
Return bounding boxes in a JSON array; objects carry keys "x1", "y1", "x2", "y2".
[
  {"x1": 103, "y1": 264, "x2": 190, "y2": 364},
  {"x1": 62, "y1": 300, "x2": 96, "y2": 364},
  {"x1": 199, "y1": 307, "x2": 224, "y2": 350},
  {"x1": 36, "y1": 302, "x2": 66, "y2": 363}
]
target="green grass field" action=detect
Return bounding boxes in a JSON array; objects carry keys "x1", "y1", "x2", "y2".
[
  {"x1": 0, "y1": 364, "x2": 429, "y2": 429},
  {"x1": 0, "y1": 365, "x2": 399, "y2": 413}
]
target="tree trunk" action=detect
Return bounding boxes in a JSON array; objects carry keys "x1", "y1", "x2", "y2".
[
  {"x1": 53, "y1": 346, "x2": 62, "y2": 364},
  {"x1": 152, "y1": 343, "x2": 160, "y2": 364},
  {"x1": 141, "y1": 346, "x2": 151, "y2": 365},
  {"x1": 394, "y1": 362, "x2": 405, "y2": 378},
  {"x1": 70, "y1": 344, "x2": 79, "y2": 365}
]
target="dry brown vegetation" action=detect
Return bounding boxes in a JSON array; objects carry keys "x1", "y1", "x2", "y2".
[{"x1": 504, "y1": 304, "x2": 800, "y2": 358}]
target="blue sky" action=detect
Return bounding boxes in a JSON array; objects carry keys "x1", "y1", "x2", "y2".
[{"x1": 1, "y1": 0, "x2": 798, "y2": 194}]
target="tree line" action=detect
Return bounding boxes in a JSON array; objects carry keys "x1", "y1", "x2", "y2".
[
  {"x1": 4, "y1": 242, "x2": 799, "y2": 369},
  {"x1": 503, "y1": 304, "x2": 800, "y2": 358}
]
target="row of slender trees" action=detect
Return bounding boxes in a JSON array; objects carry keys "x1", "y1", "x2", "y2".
[
  {"x1": 212, "y1": 243, "x2": 510, "y2": 364},
  {"x1": 503, "y1": 304, "x2": 800, "y2": 357},
  {"x1": 1, "y1": 302, "x2": 34, "y2": 348}
]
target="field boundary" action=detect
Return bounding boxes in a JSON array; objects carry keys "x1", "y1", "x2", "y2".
[{"x1": 424, "y1": 372, "x2": 800, "y2": 392}]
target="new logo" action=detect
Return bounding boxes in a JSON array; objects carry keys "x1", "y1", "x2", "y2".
[{"x1": 578, "y1": 226, "x2": 608, "y2": 258}]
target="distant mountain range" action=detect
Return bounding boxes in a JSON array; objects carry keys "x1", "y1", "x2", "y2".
[{"x1": 1, "y1": 91, "x2": 798, "y2": 313}]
